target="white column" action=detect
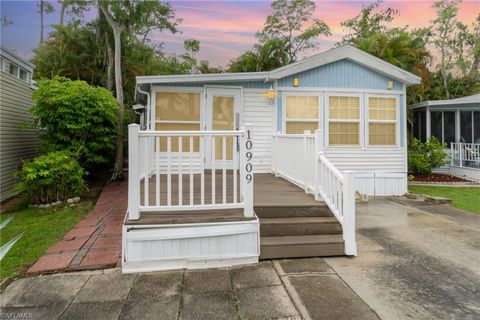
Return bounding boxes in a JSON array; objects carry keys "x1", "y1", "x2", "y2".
[
  {"x1": 426, "y1": 106, "x2": 431, "y2": 140},
  {"x1": 314, "y1": 129, "x2": 324, "y2": 200},
  {"x1": 128, "y1": 124, "x2": 140, "y2": 220},
  {"x1": 343, "y1": 170, "x2": 357, "y2": 256},
  {"x1": 303, "y1": 130, "x2": 311, "y2": 192},
  {"x1": 241, "y1": 124, "x2": 254, "y2": 217}
]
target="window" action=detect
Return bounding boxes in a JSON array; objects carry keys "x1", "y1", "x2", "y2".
[
  {"x1": 413, "y1": 111, "x2": 426, "y2": 142},
  {"x1": 285, "y1": 95, "x2": 319, "y2": 134},
  {"x1": 368, "y1": 97, "x2": 397, "y2": 146},
  {"x1": 9, "y1": 63, "x2": 19, "y2": 77},
  {"x1": 460, "y1": 111, "x2": 480, "y2": 144},
  {"x1": 328, "y1": 96, "x2": 360, "y2": 146},
  {"x1": 155, "y1": 92, "x2": 201, "y2": 152},
  {"x1": 19, "y1": 69, "x2": 28, "y2": 81},
  {"x1": 430, "y1": 111, "x2": 456, "y2": 147}
]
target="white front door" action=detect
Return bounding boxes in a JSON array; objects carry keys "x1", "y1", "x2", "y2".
[{"x1": 204, "y1": 87, "x2": 241, "y2": 169}]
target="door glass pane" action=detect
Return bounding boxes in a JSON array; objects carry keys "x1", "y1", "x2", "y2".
[
  {"x1": 474, "y1": 111, "x2": 480, "y2": 143},
  {"x1": 460, "y1": 111, "x2": 472, "y2": 143},
  {"x1": 430, "y1": 111, "x2": 443, "y2": 143},
  {"x1": 443, "y1": 111, "x2": 455, "y2": 147},
  {"x1": 286, "y1": 96, "x2": 319, "y2": 119},
  {"x1": 212, "y1": 96, "x2": 234, "y2": 160}
]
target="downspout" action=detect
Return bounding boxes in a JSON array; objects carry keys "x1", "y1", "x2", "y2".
[{"x1": 137, "y1": 85, "x2": 151, "y2": 130}]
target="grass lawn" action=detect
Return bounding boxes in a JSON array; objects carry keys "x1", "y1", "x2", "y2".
[
  {"x1": 0, "y1": 203, "x2": 91, "y2": 280},
  {"x1": 408, "y1": 185, "x2": 480, "y2": 214}
]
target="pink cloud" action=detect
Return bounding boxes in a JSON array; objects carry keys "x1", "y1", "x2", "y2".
[{"x1": 151, "y1": 0, "x2": 479, "y2": 67}]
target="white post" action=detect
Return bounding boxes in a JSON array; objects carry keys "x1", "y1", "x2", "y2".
[
  {"x1": 450, "y1": 143, "x2": 454, "y2": 166},
  {"x1": 273, "y1": 132, "x2": 279, "y2": 176},
  {"x1": 128, "y1": 124, "x2": 140, "y2": 220},
  {"x1": 343, "y1": 170, "x2": 357, "y2": 256},
  {"x1": 303, "y1": 130, "x2": 311, "y2": 192},
  {"x1": 314, "y1": 129, "x2": 324, "y2": 201},
  {"x1": 459, "y1": 143, "x2": 463, "y2": 167},
  {"x1": 242, "y1": 124, "x2": 254, "y2": 217}
]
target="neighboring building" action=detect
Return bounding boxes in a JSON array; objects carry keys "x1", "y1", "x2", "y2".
[
  {"x1": 0, "y1": 47, "x2": 39, "y2": 201},
  {"x1": 410, "y1": 94, "x2": 480, "y2": 179},
  {"x1": 122, "y1": 45, "x2": 421, "y2": 273},
  {"x1": 410, "y1": 94, "x2": 480, "y2": 145}
]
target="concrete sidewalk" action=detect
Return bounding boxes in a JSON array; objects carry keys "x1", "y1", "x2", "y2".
[{"x1": 1, "y1": 259, "x2": 377, "y2": 320}]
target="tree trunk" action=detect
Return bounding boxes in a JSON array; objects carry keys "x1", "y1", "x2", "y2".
[
  {"x1": 39, "y1": 0, "x2": 44, "y2": 45},
  {"x1": 111, "y1": 26, "x2": 124, "y2": 181},
  {"x1": 100, "y1": 3, "x2": 125, "y2": 181},
  {"x1": 60, "y1": 1, "x2": 66, "y2": 25},
  {"x1": 106, "y1": 40, "x2": 114, "y2": 92}
]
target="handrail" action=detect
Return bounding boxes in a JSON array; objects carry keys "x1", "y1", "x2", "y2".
[
  {"x1": 450, "y1": 142, "x2": 480, "y2": 167},
  {"x1": 271, "y1": 129, "x2": 357, "y2": 256},
  {"x1": 139, "y1": 130, "x2": 244, "y2": 137},
  {"x1": 318, "y1": 153, "x2": 343, "y2": 181},
  {"x1": 128, "y1": 124, "x2": 255, "y2": 220}
]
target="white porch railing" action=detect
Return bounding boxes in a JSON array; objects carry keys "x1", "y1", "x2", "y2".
[
  {"x1": 127, "y1": 124, "x2": 254, "y2": 220},
  {"x1": 451, "y1": 142, "x2": 480, "y2": 168},
  {"x1": 272, "y1": 129, "x2": 357, "y2": 256}
]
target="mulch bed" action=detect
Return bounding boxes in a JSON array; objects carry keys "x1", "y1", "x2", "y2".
[{"x1": 410, "y1": 173, "x2": 476, "y2": 184}]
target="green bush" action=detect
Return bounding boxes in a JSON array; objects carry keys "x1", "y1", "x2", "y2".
[
  {"x1": 14, "y1": 151, "x2": 87, "y2": 204},
  {"x1": 408, "y1": 137, "x2": 448, "y2": 175},
  {"x1": 31, "y1": 77, "x2": 118, "y2": 168}
]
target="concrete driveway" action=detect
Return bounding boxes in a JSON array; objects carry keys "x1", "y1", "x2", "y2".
[{"x1": 325, "y1": 197, "x2": 480, "y2": 320}]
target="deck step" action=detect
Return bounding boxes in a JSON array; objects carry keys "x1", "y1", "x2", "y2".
[
  {"x1": 254, "y1": 204, "x2": 332, "y2": 218},
  {"x1": 260, "y1": 234, "x2": 344, "y2": 259},
  {"x1": 260, "y1": 217, "x2": 342, "y2": 237}
]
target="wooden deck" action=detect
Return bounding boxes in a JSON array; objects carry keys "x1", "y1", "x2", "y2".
[
  {"x1": 127, "y1": 173, "x2": 325, "y2": 225},
  {"x1": 126, "y1": 172, "x2": 344, "y2": 259}
]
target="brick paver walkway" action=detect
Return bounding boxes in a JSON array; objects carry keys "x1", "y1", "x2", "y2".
[{"x1": 28, "y1": 180, "x2": 127, "y2": 274}]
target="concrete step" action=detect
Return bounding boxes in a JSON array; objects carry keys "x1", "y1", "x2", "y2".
[
  {"x1": 254, "y1": 204, "x2": 332, "y2": 218},
  {"x1": 260, "y1": 217, "x2": 342, "y2": 237},
  {"x1": 260, "y1": 234, "x2": 344, "y2": 259}
]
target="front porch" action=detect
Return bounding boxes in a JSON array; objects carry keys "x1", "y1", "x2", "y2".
[{"x1": 123, "y1": 125, "x2": 355, "y2": 273}]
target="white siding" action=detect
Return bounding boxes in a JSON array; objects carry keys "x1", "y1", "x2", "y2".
[
  {"x1": 122, "y1": 220, "x2": 259, "y2": 273},
  {"x1": 324, "y1": 148, "x2": 407, "y2": 196},
  {"x1": 450, "y1": 166, "x2": 480, "y2": 181},
  {"x1": 242, "y1": 89, "x2": 274, "y2": 173},
  {"x1": 0, "y1": 72, "x2": 39, "y2": 201}
]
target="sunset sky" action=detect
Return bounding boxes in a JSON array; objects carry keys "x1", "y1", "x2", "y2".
[{"x1": 1, "y1": 0, "x2": 479, "y2": 66}]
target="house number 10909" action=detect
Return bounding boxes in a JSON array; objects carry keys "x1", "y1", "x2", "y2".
[{"x1": 245, "y1": 130, "x2": 253, "y2": 183}]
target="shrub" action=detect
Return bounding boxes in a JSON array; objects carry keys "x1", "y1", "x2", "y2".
[
  {"x1": 31, "y1": 77, "x2": 118, "y2": 168},
  {"x1": 14, "y1": 151, "x2": 87, "y2": 204},
  {"x1": 408, "y1": 137, "x2": 448, "y2": 175}
]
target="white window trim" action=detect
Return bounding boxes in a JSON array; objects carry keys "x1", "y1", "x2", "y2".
[
  {"x1": 282, "y1": 91, "x2": 322, "y2": 134},
  {"x1": 325, "y1": 92, "x2": 363, "y2": 148},
  {"x1": 366, "y1": 94, "x2": 400, "y2": 148}
]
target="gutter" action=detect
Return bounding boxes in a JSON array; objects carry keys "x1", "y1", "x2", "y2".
[{"x1": 136, "y1": 85, "x2": 151, "y2": 130}]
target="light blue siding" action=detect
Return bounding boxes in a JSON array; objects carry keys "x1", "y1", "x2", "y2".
[
  {"x1": 277, "y1": 59, "x2": 402, "y2": 90},
  {"x1": 152, "y1": 81, "x2": 269, "y2": 89}
]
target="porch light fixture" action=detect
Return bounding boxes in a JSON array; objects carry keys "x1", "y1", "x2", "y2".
[
  {"x1": 387, "y1": 80, "x2": 394, "y2": 90},
  {"x1": 264, "y1": 86, "x2": 276, "y2": 104},
  {"x1": 293, "y1": 77, "x2": 299, "y2": 87}
]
